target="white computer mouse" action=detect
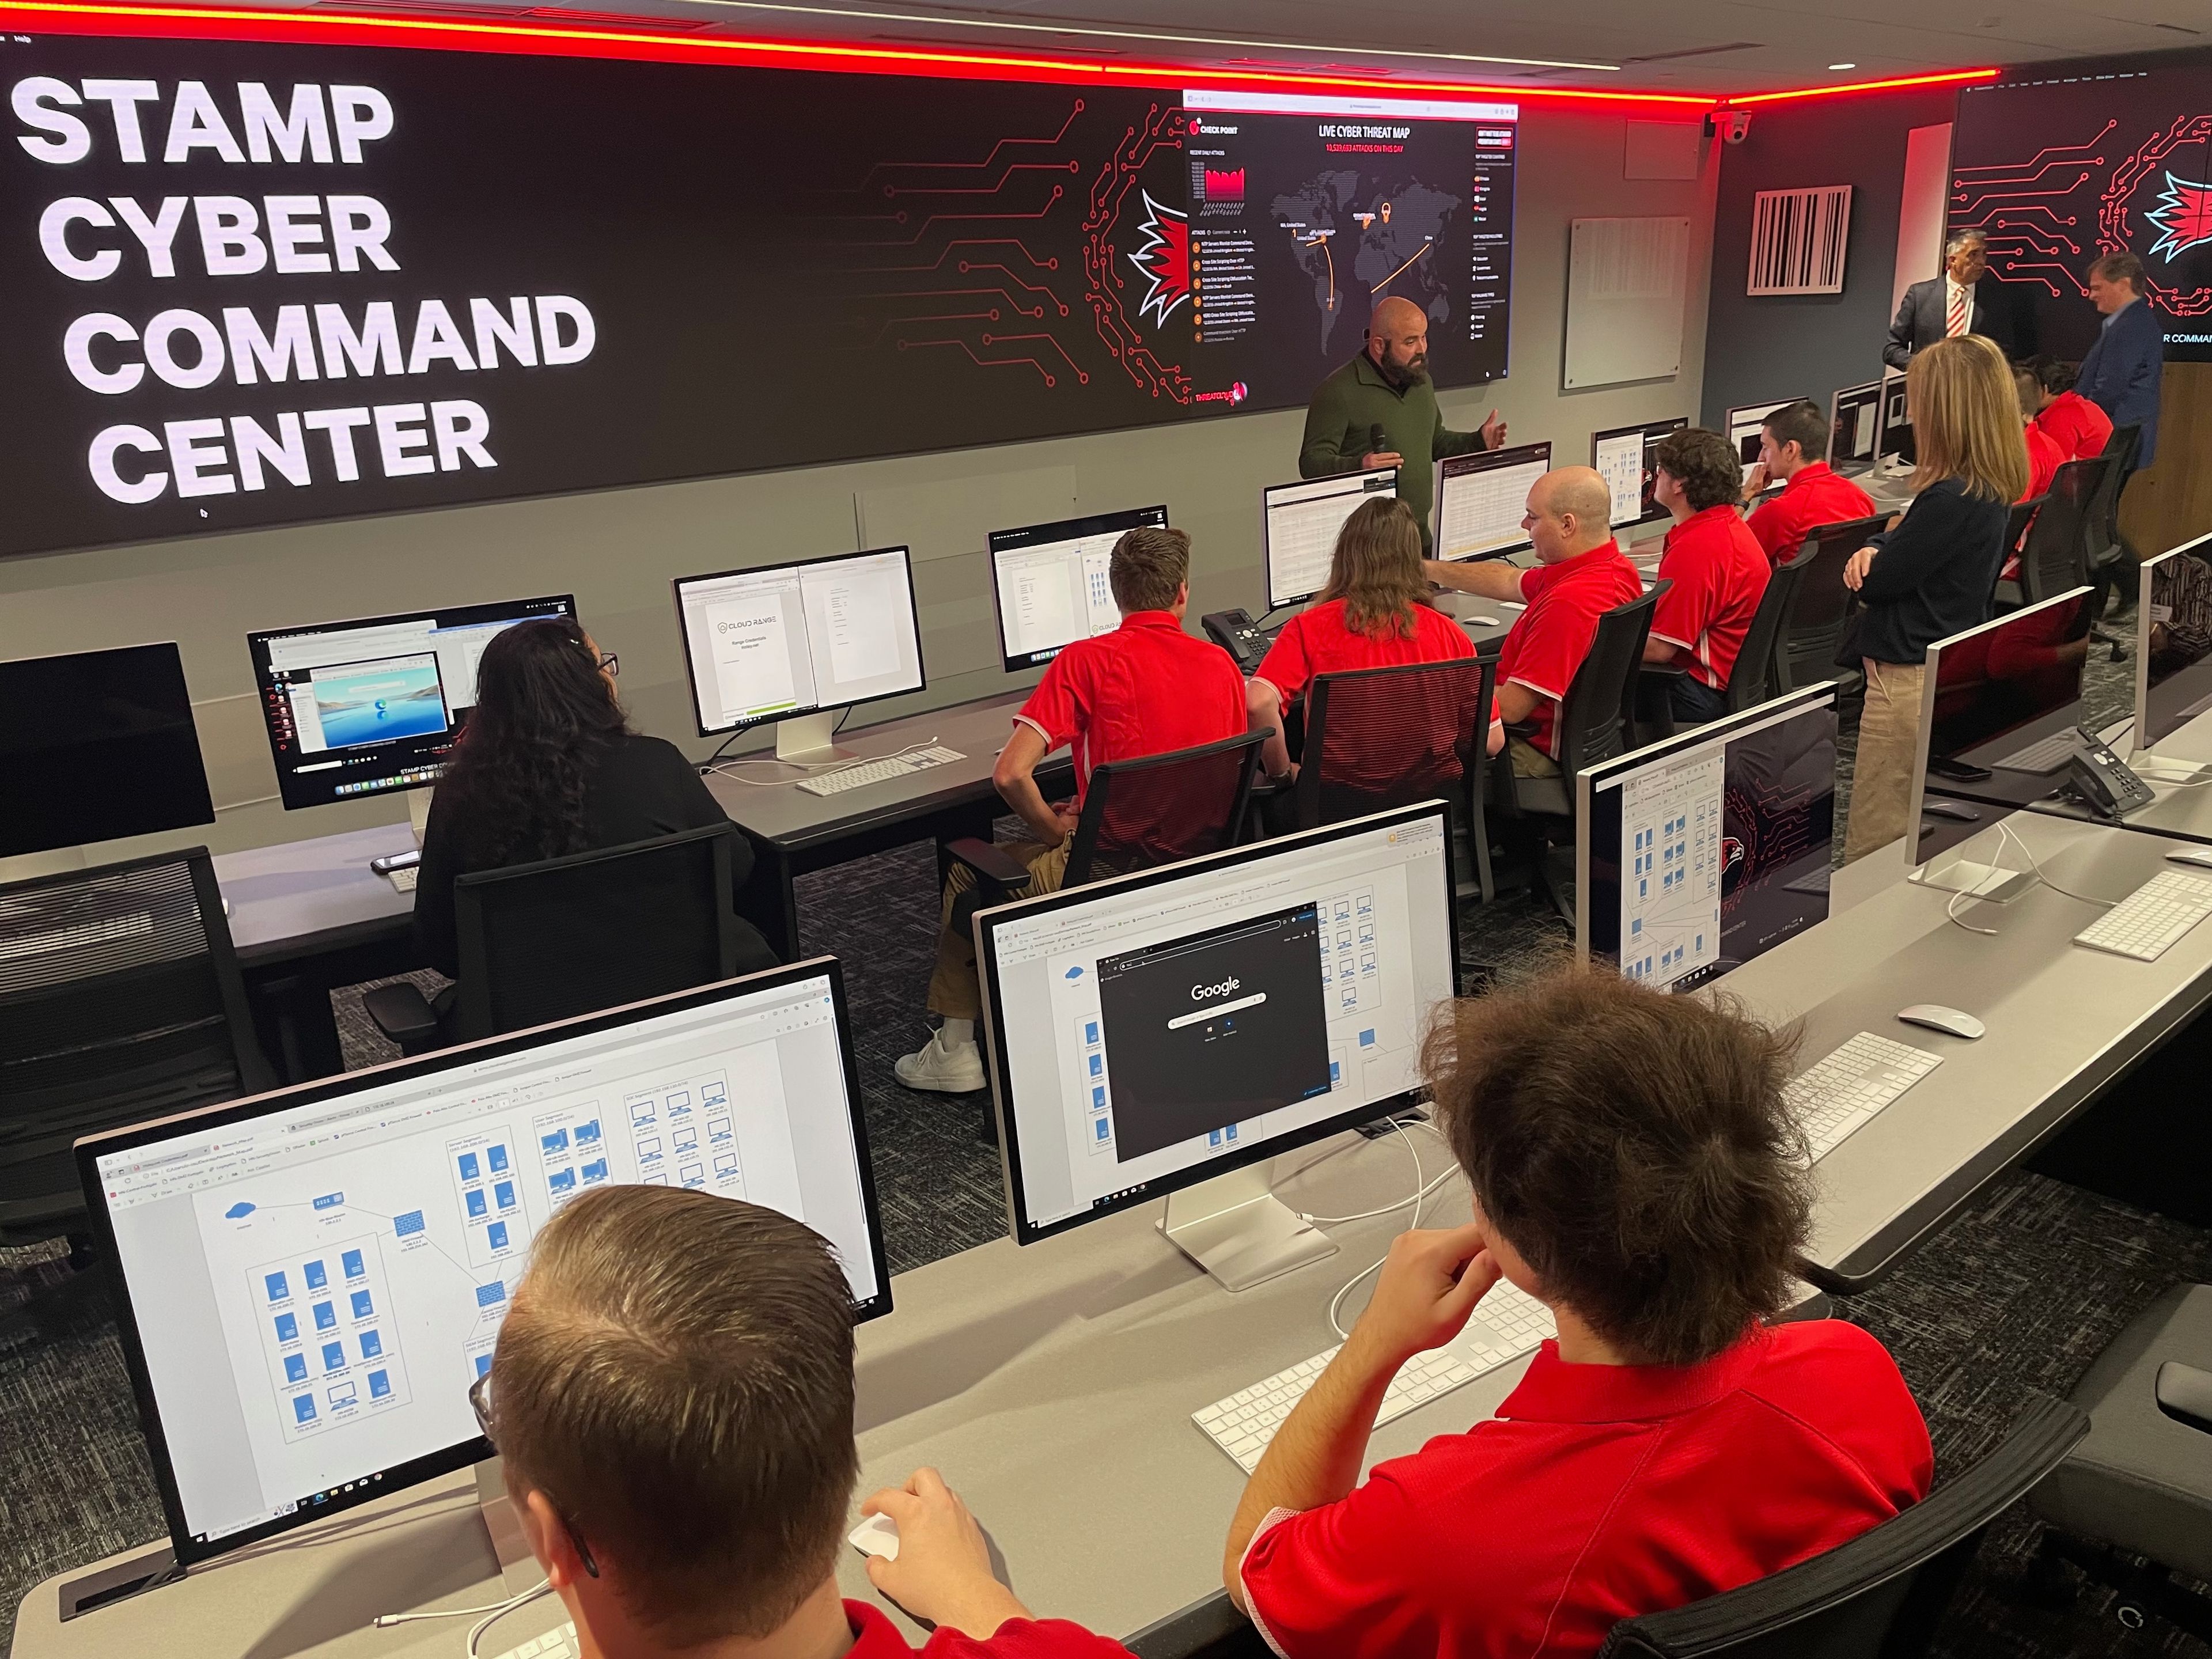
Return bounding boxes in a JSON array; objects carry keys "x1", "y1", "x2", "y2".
[
  {"x1": 2166, "y1": 847, "x2": 2212, "y2": 869},
  {"x1": 848, "y1": 1513, "x2": 900, "y2": 1562},
  {"x1": 1470, "y1": 616, "x2": 1501, "y2": 627},
  {"x1": 1896, "y1": 1004, "x2": 1986, "y2": 1041}
]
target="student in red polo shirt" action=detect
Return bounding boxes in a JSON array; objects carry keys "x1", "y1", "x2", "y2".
[
  {"x1": 897, "y1": 526, "x2": 1246, "y2": 1092},
  {"x1": 1425, "y1": 467, "x2": 1642, "y2": 777},
  {"x1": 2024, "y1": 356, "x2": 2113, "y2": 461},
  {"x1": 1743, "y1": 399, "x2": 1877, "y2": 567},
  {"x1": 1223, "y1": 967, "x2": 1933, "y2": 1659},
  {"x1": 1249, "y1": 497, "x2": 1476, "y2": 780},
  {"x1": 488, "y1": 1186, "x2": 1133, "y2": 1659},
  {"x1": 2014, "y1": 367, "x2": 2065, "y2": 499},
  {"x1": 1647, "y1": 427, "x2": 1771, "y2": 725}
]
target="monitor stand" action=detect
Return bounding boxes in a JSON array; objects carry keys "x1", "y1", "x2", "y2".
[
  {"x1": 476, "y1": 1455, "x2": 548, "y2": 1596},
  {"x1": 1157, "y1": 1161, "x2": 1338, "y2": 1293},
  {"x1": 774, "y1": 710, "x2": 855, "y2": 764},
  {"x1": 1910, "y1": 853, "x2": 2037, "y2": 905},
  {"x1": 2133, "y1": 751, "x2": 2212, "y2": 785},
  {"x1": 407, "y1": 785, "x2": 435, "y2": 847}
]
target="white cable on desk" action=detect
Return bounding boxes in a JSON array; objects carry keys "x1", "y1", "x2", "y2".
[
  {"x1": 709, "y1": 737, "x2": 943, "y2": 786},
  {"x1": 1324, "y1": 1118, "x2": 1463, "y2": 1342},
  {"x1": 1941, "y1": 820, "x2": 2114, "y2": 935},
  {"x1": 369, "y1": 1577, "x2": 548, "y2": 1633}
]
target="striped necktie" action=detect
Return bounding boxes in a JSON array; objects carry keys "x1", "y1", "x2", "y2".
[{"x1": 1946, "y1": 284, "x2": 1967, "y2": 337}]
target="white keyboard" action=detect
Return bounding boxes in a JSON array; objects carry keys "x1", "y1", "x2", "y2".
[
  {"x1": 1993, "y1": 729, "x2": 2080, "y2": 775},
  {"x1": 384, "y1": 866, "x2": 418, "y2": 893},
  {"x1": 2073, "y1": 869, "x2": 2212, "y2": 961},
  {"x1": 1194, "y1": 1279, "x2": 1555, "y2": 1472},
  {"x1": 487, "y1": 1620, "x2": 576, "y2": 1659},
  {"x1": 1786, "y1": 1032, "x2": 1942, "y2": 1161},
  {"x1": 795, "y1": 747, "x2": 963, "y2": 797}
]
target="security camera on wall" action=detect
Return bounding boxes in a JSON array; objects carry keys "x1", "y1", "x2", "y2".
[{"x1": 1706, "y1": 110, "x2": 1753, "y2": 145}]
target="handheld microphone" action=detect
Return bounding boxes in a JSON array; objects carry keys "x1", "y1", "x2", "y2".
[{"x1": 1369, "y1": 423, "x2": 1388, "y2": 461}]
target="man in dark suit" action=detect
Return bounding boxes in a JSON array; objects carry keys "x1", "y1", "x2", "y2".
[
  {"x1": 2076, "y1": 251, "x2": 2164, "y2": 466},
  {"x1": 1884, "y1": 230, "x2": 2014, "y2": 370}
]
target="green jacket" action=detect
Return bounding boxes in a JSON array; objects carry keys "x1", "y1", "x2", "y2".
[{"x1": 1298, "y1": 353, "x2": 1484, "y2": 537}]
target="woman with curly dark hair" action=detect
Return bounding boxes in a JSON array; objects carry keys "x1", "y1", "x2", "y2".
[
  {"x1": 1224, "y1": 964, "x2": 1931, "y2": 1659},
  {"x1": 414, "y1": 616, "x2": 775, "y2": 1001}
]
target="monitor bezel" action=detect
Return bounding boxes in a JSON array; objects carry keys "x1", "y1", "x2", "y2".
[
  {"x1": 73, "y1": 956, "x2": 892, "y2": 1572},
  {"x1": 2133, "y1": 532, "x2": 2212, "y2": 759},
  {"x1": 1826, "y1": 380, "x2": 1884, "y2": 470},
  {"x1": 0, "y1": 639, "x2": 216, "y2": 857},
  {"x1": 1573, "y1": 683, "x2": 1840, "y2": 972},
  {"x1": 672, "y1": 546, "x2": 925, "y2": 737},
  {"x1": 1432, "y1": 441, "x2": 1552, "y2": 563},
  {"x1": 247, "y1": 594, "x2": 577, "y2": 810},
  {"x1": 1590, "y1": 419, "x2": 1687, "y2": 531},
  {"x1": 1876, "y1": 373, "x2": 1916, "y2": 465},
  {"x1": 1724, "y1": 400, "x2": 1804, "y2": 472},
  {"x1": 1261, "y1": 472, "x2": 1397, "y2": 610},
  {"x1": 976, "y1": 801, "x2": 1462, "y2": 1248},
  {"x1": 984, "y1": 506, "x2": 1171, "y2": 675}
]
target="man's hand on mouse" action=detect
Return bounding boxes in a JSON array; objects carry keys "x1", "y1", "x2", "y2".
[
  {"x1": 1347, "y1": 1221, "x2": 1501, "y2": 1369},
  {"x1": 860, "y1": 1467, "x2": 1032, "y2": 1638}
]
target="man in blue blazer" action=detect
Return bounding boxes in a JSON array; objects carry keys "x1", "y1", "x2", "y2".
[{"x1": 2076, "y1": 252, "x2": 2164, "y2": 466}]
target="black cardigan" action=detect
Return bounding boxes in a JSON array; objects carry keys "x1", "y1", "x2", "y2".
[
  {"x1": 413, "y1": 732, "x2": 768, "y2": 978},
  {"x1": 1839, "y1": 477, "x2": 2010, "y2": 668}
]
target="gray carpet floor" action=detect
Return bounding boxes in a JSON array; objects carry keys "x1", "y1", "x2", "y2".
[{"x1": 3, "y1": 618, "x2": 2195, "y2": 1656}]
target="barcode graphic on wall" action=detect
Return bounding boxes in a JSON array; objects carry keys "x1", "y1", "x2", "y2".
[{"x1": 1747, "y1": 185, "x2": 1853, "y2": 295}]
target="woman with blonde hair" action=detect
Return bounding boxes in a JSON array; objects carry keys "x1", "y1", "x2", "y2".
[
  {"x1": 1839, "y1": 334, "x2": 2028, "y2": 859},
  {"x1": 1247, "y1": 495, "x2": 1475, "y2": 781}
]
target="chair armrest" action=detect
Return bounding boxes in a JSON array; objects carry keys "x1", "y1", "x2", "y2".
[
  {"x1": 363, "y1": 982, "x2": 439, "y2": 1046},
  {"x1": 944, "y1": 836, "x2": 1036, "y2": 893}
]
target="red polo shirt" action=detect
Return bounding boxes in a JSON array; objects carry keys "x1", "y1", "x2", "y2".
[
  {"x1": 847, "y1": 1600, "x2": 1132, "y2": 1659},
  {"x1": 1253, "y1": 599, "x2": 1475, "y2": 706},
  {"x1": 1745, "y1": 463, "x2": 1878, "y2": 568},
  {"x1": 1014, "y1": 611, "x2": 1247, "y2": 810},
  {"x1": 1238, "y1": 1320, "x2": 1933, "y2": 1659},
  {"x1": 2024, "y1": 422, "x2": 2064, "y2": 502},
  {"x1": 1494, "y1": 543, "x2": 1643, "y2": 760},
  {"x1": 1652, "y1": 506, "x2": 1771, "y2": 692},
  {"x1": 2033, "y1": 389, "x2": 2112, "y2": 461}
]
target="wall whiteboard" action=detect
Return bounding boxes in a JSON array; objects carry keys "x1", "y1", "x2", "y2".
[{"x1": 1563, "y1": 217, "x2": 1692, "y2": 390}]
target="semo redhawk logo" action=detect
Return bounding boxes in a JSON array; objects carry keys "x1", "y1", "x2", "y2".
[
  {"x1": 2146, "y1": 172, "x2": 2212, "y2": 262},
  {"x1": 1126, "y1": 191, "x2": 1192, "y2": 326}
]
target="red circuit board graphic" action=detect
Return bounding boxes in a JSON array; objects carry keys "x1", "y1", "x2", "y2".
[{"x1": 1082, "y1": 101, "x2": 1193, "y2": 403}]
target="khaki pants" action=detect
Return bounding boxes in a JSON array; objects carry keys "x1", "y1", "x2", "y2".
[
  {"x1": 926, "y1": 839, "x2": 1072, "y2": 1020},
  {"x1": 1509, "y1": 738, "x2": 1562, "y2": 778},
  {"x1": 1844, "y1": 658, "x2": 1926, "y2": 863}
]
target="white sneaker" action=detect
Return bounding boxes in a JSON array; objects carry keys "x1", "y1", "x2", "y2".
[{"x1": 895, "y1": 1030, "x2": 987, "y2": 1094}]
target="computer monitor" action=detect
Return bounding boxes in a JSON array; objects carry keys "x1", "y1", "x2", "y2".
[
  {"x1": 1911, "y1": 587, "x2": 2094, "y2": 897},
  {"x1": 1828, "y1": 381, "x2": 1884, "y2": 472},
  {"x1": 1262, "y1": 474, "x2": 1395, "y2": 611},
  {"x1": 675, "y1": 546, "x2": 925, "y2": 758},
  {"x1": 248, "y1": 595, "x2": 575, "y2": 811},
  {"x1": 977, "y1": 802, "x2": 1459, "y2": 1287},
  {"x1": 0, "y1": 642, "x2": 215, "y2": 858},
  {"x1": 1877, "y1": 374, "x2": 1915, "y2": 467},
  {"x1": 989, "y1": 506, "x2": 1169, "y2": 672},
  {"x1": 1592, "y1": 420, "x2": 1688, "y2": 531},
  {"x1": 1577, "y1": 685, "x2": 1839, "y2": 993},
  {"x1": 1434, "y1": 441, "x2": 1552, "y2": 563},
  {"x1": 1725, "y1": 400, "x2": 1802, "y2": 486},
  {"x1": 2132, "y1": 535, "x2": 2212, "y2": 768},
  {"x1": 79, "y1": 959, "x2": 889, "y2": 1572}
]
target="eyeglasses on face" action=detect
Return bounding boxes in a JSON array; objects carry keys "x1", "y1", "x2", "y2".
[{"x1": 468, "y1": 1368, "x2": 600, "y2": 1578}]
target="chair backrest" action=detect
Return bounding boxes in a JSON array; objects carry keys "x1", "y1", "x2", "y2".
[
  {"x1": 1066, "y1": 730, "x2": 1266, "y2": 886},
  {"x1": 1726, "y1": 559, "x2": 1808, "y2": 714},
  {"x1": 0, "y1": 848, "x2": 270, "y2": 1234},
  {"x1": 2020, "y1": 458, "x2": 2104, "y2": 604},
  {"x1": 1596, "y1": 1393, "x2": 2088, "y2": 1659},
  {"x1": 1294, "y1": 656, "x2": 1491, "y2": 830},
  {"x1": 2082, "y1": 424, "x2": 2139, "y2": 570},
  {"x1": 1553, "y1": 583, "x2": 1665, "y2": 779},
  {"x1": 1779, "y1": 515, "x2": 1886, "y2": 690},
  {"x1": 451, "y1": 823, "x2": 740, "y2": 1041}
]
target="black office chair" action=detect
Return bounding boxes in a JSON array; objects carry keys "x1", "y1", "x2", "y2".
[
  {"x1": 1597, "y1": 1393, "x2": 2088, "y2": 1659},
  {"x1": 944, "y1": 731, "x2": 1266, "y2": 938},
  {"x1": 2084, "y1": 422, "x2": 2142, "y2": 578},
  {"x1": 1293, "y1": 657, "x2": 1496, "y2": 903},
  {"x1": 1633, "y1": 559, "x2": 1811, "y2": 747},
  {"x1": 1778, "y1": 516, "x2": 1885, "y2": 696},
  {"x1": 1492, "y1": 583, "x2": 1666, "y2": 919},
  {"x1": 365, "y1": 823, "x2": 749, "y2": 1056},
  {"x1": 0, "y1": 849, "x2": 274, "y2": 1251},
  {"x1": 1990, "y1": 494, "x2": 2046, "y2": 612},
  {"x1": 2019, "y1": 458, "x2": 2106, "y2": 606}
]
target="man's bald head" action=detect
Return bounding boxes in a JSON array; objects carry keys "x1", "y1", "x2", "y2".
[
  {"x1": 1524, "y1": 467, "x2": 1615, "y2": 564},
  {"x1": 1365, "y1": 295, "x2": 1431, "y2": 384}
]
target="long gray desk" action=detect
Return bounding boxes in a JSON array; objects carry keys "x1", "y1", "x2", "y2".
[
  {"x1": 10, "y1": 1131, "x2": 1518, "y2": 1658},
  {"x1": 1721, "y1": 810, "x2": 2212, "y2": 1291},
  {"x1": 213, "y1": 823, "x2": 421, "y2": 1080}
]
